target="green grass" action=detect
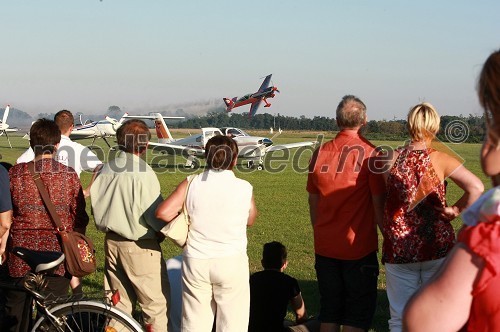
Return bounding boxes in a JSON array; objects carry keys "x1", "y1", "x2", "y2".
[{"x1": 0, "y1": 131, "x2": 490, "y2": 331}]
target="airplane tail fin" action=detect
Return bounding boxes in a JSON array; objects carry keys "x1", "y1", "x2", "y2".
[
  {"x1": 2, "y1": 105, "x2": 10, "y2": 126},
  {"x1": 153, "y1": 113, "x2": 174, "y2": 144},
  {"x1": 223, "y1": 97, "x2": 237, "y2": 112},
  {"x1": 118, "y1": 113, "x2": 129, "y2": 124}
]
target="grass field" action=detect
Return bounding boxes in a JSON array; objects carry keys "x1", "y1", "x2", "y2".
[{"x1": 0, "y1": 130, "x2": 490, "y2": 331}]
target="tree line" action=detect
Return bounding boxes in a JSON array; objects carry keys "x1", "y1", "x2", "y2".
[
  {"x1": 172, "y1": 112, "x2": 486, "y2": 143},
  {"x1": 2, "y1": 105, "x2": 486, "y2": 143}
]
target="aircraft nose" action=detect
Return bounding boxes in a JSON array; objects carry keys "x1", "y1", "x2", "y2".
[{"x1": 262, "y1": 138, "x2": 273, "y2": 147}]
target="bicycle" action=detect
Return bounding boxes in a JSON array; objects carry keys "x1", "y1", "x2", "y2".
[{"x1": 0, "y1": 247, "x2": 144, "y2": 332}]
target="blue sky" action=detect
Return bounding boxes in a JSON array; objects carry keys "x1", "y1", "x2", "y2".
[{"x1": 1, "y1": 1, "x2": 499, "y2": 120}]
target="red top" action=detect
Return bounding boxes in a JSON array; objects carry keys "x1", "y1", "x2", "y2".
[
  {"x1": 8, "y1": 159, "x2": 89, "y2": 277},
  {"x1": 307, "y1": 130, "x2": 385, "y2": 260},
  {"x1": 382, "y1": 148, "x2": 454, "y2": 264},
  {"x1": 459, "y1": 220, "x2": 500, "y2": 332}
]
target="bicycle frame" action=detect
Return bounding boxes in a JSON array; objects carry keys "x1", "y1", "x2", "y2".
[{"x1": 0, "y1": 248, "x2": 143, "y2": 332}]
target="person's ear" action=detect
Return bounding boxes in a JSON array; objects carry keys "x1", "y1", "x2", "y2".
[{"x1": 281, "y1": 260, "x2": 288, "y2": 271}]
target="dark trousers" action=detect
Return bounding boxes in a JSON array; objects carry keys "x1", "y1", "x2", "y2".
[{"x1": 4, "y1": 275, "x2": 70, "y2": 332}]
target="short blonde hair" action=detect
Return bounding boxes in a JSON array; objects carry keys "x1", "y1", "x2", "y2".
[{"x1": 407, "y1": 102, "x2": 440, "y2": 141}]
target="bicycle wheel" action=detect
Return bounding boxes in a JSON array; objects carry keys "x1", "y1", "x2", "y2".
[{"x1": 32, "y1": 300, "x2": 144, "y2": 332}]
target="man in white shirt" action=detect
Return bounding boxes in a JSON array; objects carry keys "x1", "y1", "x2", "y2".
[{"x1": 17, "y1": 110, "x2": 102, "y2": 179}]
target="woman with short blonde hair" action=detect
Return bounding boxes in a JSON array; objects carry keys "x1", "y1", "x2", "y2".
[
  {"x1": 406, "y1": 102, "x2": 440, "y2": 142},
  {"x1": 381, "y1": 102, "x2": 484, "y2": 332},
  {"x1": 404, "y1": 49, "x2": 500, "y2": 332}
]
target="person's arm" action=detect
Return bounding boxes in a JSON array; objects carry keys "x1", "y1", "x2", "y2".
[
  {"x1": 370, "y1": 160, "x2": 388, "y2": 234},
  {"x1": 435, "y1": 154, "x2": 484, "y2": 221},
  {"x1": 308, "y1": 193, "x2": 318, "y2": 228},
  {"x1": 403, "y1": 243, "x2": 483, "y2": 331},
  {"x1": 290, "y1": 293, "x2": 308, "y2": 324},
  {"x1": 369, "y1": 147, "x2": 395, "y2": 235},
  {"x1": 73, "y1": 176, "x2": 89, "y2": 235},
  {"x1": 83, "y1": 164, "x2": 103, "y2": 198},
  {"x1": 372, "y1": 194, "x2": 385, "y2": 235},
  {"x1": 0, "y1": 166, "x2": 13, "y2": 257},
  {"x1": 247, "y1": 194, "x2": 257, "y2": 226},
  {"x1": 0, "y1": 210, "x2": 12, "y2": 262},
  {"x1": 481, "y1": 129, "x2": 500, "y2": 177},
  {"x1": 156, "y1": 179, "x2": 188, "y2": 223}
]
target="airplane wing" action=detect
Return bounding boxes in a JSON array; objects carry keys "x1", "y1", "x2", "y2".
[
  {"x1": 148, "y1": 142, "x2": 205, "y2": 158},
  {"x1": 69, "y1": 131, "x2": 96, "y2": 140},
  {"x1": 257, "y1": 74, "x2": 272, "y2": 92},
  {"x1": 265, "y1": 141, "x2": 317, "y2": 152},
  {"x1": 124, "y1": 115, "x2": 185, "y2": 120},
  {"x1": 249, "y1": 100, "x2": 262, "y2": 118},
  {"x1": 70, "y1": 122, "x2": 98, "y2": 139}
]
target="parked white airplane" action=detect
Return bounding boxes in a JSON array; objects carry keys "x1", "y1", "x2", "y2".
[
  {"x1": 0, "y1": 105, "x2": 19, "y2": 148},
  {"x1": 70, "y1": 114, "x2": 131, "y2": 147},
  {"x1": 142, "y1": 113, "x2": 316, "y2": 170}
]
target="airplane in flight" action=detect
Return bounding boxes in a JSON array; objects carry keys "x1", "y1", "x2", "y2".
[
  {"x1": 144, "y1": 113, "x2": 316, "y2": 170},
  {"x1": 223, "y1": 74, "x2": 279, "y2": 118},
  {"x1": 0, "y1": 105, "x2": 19, "y2": 148}
]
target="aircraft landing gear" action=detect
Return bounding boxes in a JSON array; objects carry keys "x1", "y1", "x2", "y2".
[
  {"x1": 185, "y1": 156, "x2": 199, "y2": 169},
  {"x1": 246, "y1": 159, "x2": 264, "y2": 170}
]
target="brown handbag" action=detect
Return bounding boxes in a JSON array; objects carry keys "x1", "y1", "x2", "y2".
[{"x1": 28, "y1": 162, "x2": 97, "y2": 277}]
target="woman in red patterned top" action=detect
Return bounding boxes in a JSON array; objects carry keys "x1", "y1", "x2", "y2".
[
  {"x1": 5, "y1": 119, "x2": 88, "y2": 331},
  {"x1": 381, "y1": 103, "x2": 484, "y2": 332},
  {"x1": 404, "y1": 50, "x2": 500, "y2": 331}
]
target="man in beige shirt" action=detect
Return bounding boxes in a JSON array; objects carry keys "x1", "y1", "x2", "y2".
[{"x1": 91, "y1": 119, "x2": 169, "y2": 332}]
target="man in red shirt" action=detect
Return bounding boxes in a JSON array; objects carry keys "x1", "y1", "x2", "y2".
[{"x1": 307, "y1": 95, "x2": 385, "y2": 332}]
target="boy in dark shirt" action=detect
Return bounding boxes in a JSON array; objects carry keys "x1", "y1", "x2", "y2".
[{"x1": 249, "y1": 241, "x2": 318, "y2": 332}]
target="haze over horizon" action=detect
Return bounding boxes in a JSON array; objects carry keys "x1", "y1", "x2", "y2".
[{"x1": 2, "y1": 1, "x2": 499, "y2": 120}]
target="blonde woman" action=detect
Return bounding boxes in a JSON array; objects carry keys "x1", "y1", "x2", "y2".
[
  {"x1": 381, "y1": 103, "x2": 483, "y2": 332},
  {"x1": 404, "y1": 50, "x2": 500, "y2": 331}
]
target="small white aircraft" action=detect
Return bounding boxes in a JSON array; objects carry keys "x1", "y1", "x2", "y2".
[
  {"x1": 143, "y1": 113, "x2": 316, "y2": 170},
  {"x1": 0, "y1": 105, "x2": 19, "y2": 148},
  {"x1": 70, "y1": 114, "x2": 131, "y2": 147}
]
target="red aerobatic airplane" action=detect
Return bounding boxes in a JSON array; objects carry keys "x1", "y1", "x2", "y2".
[{"x1": 223, "y1": 74, "x2": 279, "y2": 117}]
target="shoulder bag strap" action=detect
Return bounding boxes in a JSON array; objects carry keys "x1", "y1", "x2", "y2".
[
  {"x1": 182, "y1": 174, "x2": 196, "y2": 225},
  {"x1": 27, "y1": 161, "x2": 64, "y2": 231}
]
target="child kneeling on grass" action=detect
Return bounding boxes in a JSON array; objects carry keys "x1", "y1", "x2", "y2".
[{"x1": 249, "y1": 241, "x2": 319, "y2": 332}]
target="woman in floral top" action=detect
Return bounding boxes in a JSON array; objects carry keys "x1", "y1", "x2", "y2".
[
  {"x1": 381, "y1": 103, "x2": 483, "y2": 332},
  {"x1": 404, "y1": 50, "x2": 500, "y2": 331},
  {"x1": 5, "y1": 119, "x2": 88, "y2": 331}
]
